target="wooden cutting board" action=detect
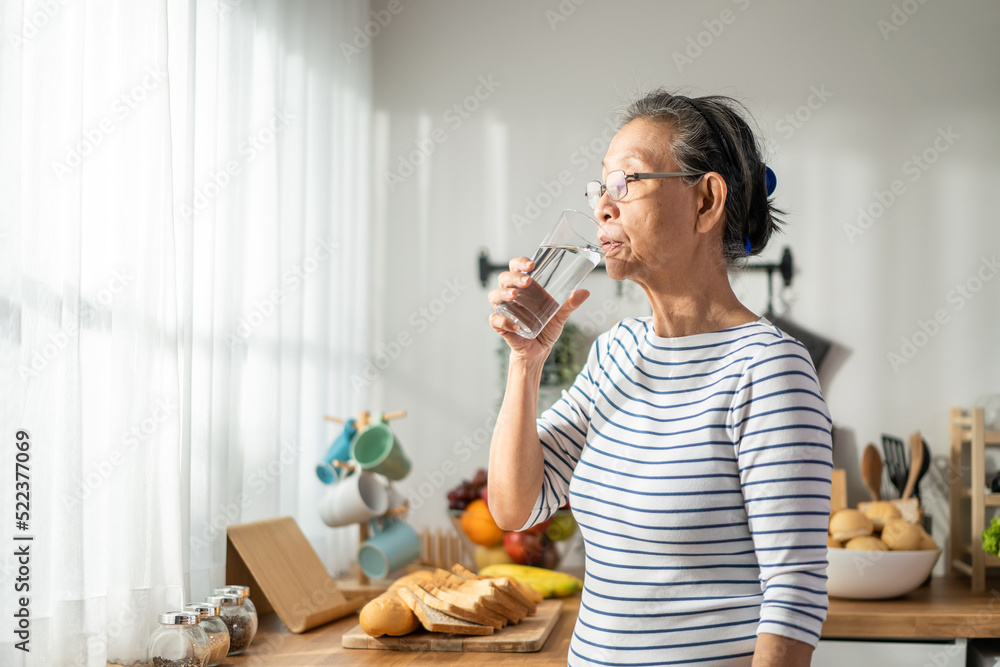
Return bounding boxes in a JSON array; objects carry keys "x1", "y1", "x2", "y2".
[{"x1": 342, "y1": 599, "x2": 564, "y2": 652}]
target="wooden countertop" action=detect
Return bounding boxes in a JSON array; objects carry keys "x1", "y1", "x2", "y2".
[
  {"x1": 226, "y1": 576, "x2": 999, "y2": 665},
  {"x1": 823, "y1": 574, "x2": 1000, "y2": 639}
]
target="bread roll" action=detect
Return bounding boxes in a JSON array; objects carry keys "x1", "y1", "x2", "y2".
[
  {"x1": 845, "y1": 535, "x2": 888, "y2": 551},
  {"x1": 918, "y1": 529, "x2": 938, "y2": 550},
  {"x1": 829, "y1": 509, "x2": 874, "y2": 542},
  {"x1": 881, "y1": 519, "x2": 923, "y2": 551},
  {"x1": 359, "y1": 571, "x2": 436, "y2": 637},
  {"x1": 826, "y1": 535, "x2": 842, "y2": 549},
  {"x1": 359, "y1": 596, "x2": 420, "y2": 637},
  {"x1": 864, "y1": 501, "x2": 902, "y2": 529}
]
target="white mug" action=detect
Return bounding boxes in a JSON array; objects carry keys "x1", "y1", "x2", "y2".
[
  {"x1": 319, "y1": 471, "x2": 389, "y2": 527},
  {"x1": 385, "y1": 482, "x2": 408, "y2": 511}
]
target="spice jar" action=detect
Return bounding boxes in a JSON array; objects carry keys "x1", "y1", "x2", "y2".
[
  {"x1": 147, "y1": 611, "x2": 210, "y2": 667},
  {"x1": 215, "y1": 585, "x2": 258, "y2": 637},
  {"x1": 205, "y1": 594, "x2": 254, "y2": 656},
  {"x1": 184, "y1": 603, "x2": 230, "y2": 667}
]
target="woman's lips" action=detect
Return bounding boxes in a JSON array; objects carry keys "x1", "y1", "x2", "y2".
[{"x1": 601, "y1": 240, "x2": 623, "y2": 254}]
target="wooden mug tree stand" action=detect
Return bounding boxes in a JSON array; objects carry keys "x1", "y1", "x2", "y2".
[{"x1": 324, "y1": 409, "x2": 408, "y2": 586}]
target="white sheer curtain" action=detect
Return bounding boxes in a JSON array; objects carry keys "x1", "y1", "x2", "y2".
[{"x1": 0, "y1": 1, "x2": 371, "y2": 665}]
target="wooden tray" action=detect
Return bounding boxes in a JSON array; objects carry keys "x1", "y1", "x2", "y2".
[{"x1": 342, "y1": 599, "x2": 563, "y2": 652}]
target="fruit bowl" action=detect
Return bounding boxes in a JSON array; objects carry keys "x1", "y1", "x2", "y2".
[
  {"x1": 445, "y1": 468, "x2": 577, "y2": 571},
  {"x1": 447, "y1": 508, "x2": 577, "y2": 571},
  {"x1": 826, "y1": 548, "x2": 941, "y2": 600}
]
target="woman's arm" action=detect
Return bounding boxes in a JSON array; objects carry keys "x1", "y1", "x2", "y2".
[
  {"x1": 732, "y1": 336, "x2": 833, "y2": 651},
  {"x1": 487, "y1": 354, "x2": 547, "y2": 531},
  {"x1": 486, "y1": 256, "x2": 591, "y2": 530},
  {"x1": 753, "y1": 633, "x2": 815, "y2": 667}
]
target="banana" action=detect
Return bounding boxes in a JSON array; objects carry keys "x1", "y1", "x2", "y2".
[{"x1": 479, "y1": 564, "x2": 583, "y2": 598}]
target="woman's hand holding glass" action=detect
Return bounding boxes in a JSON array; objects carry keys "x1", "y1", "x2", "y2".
[{"x1": 489, "y1": 256, "x2": 590, "y2": 361}]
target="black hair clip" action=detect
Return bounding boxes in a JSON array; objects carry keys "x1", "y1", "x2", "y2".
[{"x1": 765, "y1": 165, "x2": 777, "y2": 197}]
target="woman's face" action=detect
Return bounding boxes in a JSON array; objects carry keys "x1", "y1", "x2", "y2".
[{"x1": 594, "y1": 118, "x2": 704, "y2": 285}]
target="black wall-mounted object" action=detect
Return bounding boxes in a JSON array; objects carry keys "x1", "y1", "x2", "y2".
[{"x1": 477, "y1": 246, "x2": 794, "y2": 290}]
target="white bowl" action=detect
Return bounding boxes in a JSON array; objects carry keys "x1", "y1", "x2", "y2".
[{"x1": 826, "y1": 548, "x2": 941, "y2": 600}]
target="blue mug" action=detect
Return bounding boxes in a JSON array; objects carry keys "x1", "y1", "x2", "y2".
[
  {"x1": 316, "y1": 419, "x2": 356, "y2": 484},
  {"x1": 358, "y1": 518, "x2": 422, "y2": 580}
]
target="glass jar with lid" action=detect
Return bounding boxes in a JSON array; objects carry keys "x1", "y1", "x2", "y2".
[
  {"x1": 184, "y1": 603, "x2": 230, "y2": 667},
  {"x1": 214, "y1": 585, "x2": 258, "y2": 637},
  {"x1": 147, "y1": 611, "x2": 210, "y2": 667},
  {"x1": 204, "y1": 594, "x2": 254, "y2": 656}
]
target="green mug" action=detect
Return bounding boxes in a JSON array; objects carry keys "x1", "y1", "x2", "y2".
[{"x1": 350, "y1": 415, "x2": 412, "y2": 480}]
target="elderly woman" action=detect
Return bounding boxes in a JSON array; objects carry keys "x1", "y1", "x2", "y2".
[{"x1": 488, "y1": 90, "x2": 832, "y2": 667}]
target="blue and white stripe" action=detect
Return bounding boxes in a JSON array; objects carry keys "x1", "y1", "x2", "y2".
[{"x1": 520, "y1": 317, "x2": 833, "y2": 666}]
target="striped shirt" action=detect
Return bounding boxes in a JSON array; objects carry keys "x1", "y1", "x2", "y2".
[{"x1": 520, "y1": 317, "x2": 833, "y2": 666}]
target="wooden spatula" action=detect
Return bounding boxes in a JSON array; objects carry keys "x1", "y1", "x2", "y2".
[
  {"x1": 902, "y1": 431, "x2": 924, "y2": 500},
  {"x1": 862, "y1": 443, "x2": 882, "y2": 502}
]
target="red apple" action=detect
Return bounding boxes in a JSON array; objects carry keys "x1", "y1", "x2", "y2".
[
  {"x1": 480, "y1": 485, "x2": 489, "y2": 509},
  {"x1": 503, "y1": 531, "x2": 551, "y2": 566}
]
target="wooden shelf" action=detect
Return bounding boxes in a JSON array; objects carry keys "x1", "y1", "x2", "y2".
[
  {"x1": 954, "y1": 549, "x2": 1000, "y2": 566},
  {"x1": 956, "y1": 430, "x2": 1000, "y2": 446},
  {"x1": 958, "y1": 487, "x2": 1000, "y2": 505},
  {"x1": 949, "y1": 406, "x2": 1000, "y2": 593}
]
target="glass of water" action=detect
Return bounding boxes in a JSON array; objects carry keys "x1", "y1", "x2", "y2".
[{"x1": 494, "y1": 209, "x2": 604, "y2": 339}]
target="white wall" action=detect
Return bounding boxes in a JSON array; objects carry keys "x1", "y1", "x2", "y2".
[{"x1": 363, "y1": 0, "x2": 1000, "y2": 545}]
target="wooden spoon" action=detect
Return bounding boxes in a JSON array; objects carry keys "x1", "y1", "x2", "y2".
[
  {"x1": 902, "y1": 431, "x2": 924, "y2": 500},
  {"x1": 862, "y1": 443, "x2": 882, "y2": 502}
]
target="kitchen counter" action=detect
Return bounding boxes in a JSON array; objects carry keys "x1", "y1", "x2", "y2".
[
  {"x1": 822, "y1": 574, "x2": 1000, "y2": 639},
  {"x1": 227, "y1": 576, "x2": 999, "y2": 665}
]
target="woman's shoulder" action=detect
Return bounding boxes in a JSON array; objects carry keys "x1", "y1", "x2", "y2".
[
  {"x1": 589, "y1": 316, "x2": 808, "y2": 356},
  {"x1": 740, "y1": 318, "x2": 820, "y2": 381}
]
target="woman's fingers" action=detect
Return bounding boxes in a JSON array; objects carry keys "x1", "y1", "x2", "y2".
[
  {"x1": 487, "y1": 286, "x2": 519, "y2": 309},
  {"x1": 508, "y1": 257, "x2": 534, "y2": 273},
  {"x1": 489, "y1": 311, "x2": 520, "y2": 335},
  {"x1": 536, "y1": 290, "x2": 590, "y2": 347}
]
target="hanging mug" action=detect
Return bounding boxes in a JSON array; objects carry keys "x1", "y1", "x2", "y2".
[
  {"x1": 358, "y1": 518, "x2": 422, "y2": 580},
  {"x1": 318, "y1": 470, "x2": 389, "y2": 528},
  {"x1": 316, "y1": 419, "x2": 357, "y2": 485},
  {"x1": 350, "y1": 414, "x2": 412, "y2": 481}
]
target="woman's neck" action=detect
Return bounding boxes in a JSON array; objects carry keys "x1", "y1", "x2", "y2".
[{"x1": 637, "y1": 265, "x2": 757, "y2": 339}]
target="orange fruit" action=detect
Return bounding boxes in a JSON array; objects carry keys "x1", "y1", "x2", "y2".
[{"x1": 460, "y1": 499, "x2": 505, "y2": 547}]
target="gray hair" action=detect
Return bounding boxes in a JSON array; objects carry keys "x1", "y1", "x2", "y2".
[{"x1": 620, "y1": 89, "x2": 781, "y2": 265}]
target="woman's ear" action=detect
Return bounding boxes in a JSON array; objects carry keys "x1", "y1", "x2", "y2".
[{"x1": 694, "y1": 172, "x2": 727, "y2": 234}]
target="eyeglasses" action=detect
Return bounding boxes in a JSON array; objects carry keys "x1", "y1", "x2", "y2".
[{"x1": 585, "y1": 170, "x2": 702, "y2": 210}]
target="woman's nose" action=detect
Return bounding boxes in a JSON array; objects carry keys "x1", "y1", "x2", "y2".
[{"x1": 594, "y1": 195, "x2": 616, "y2": 224}]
